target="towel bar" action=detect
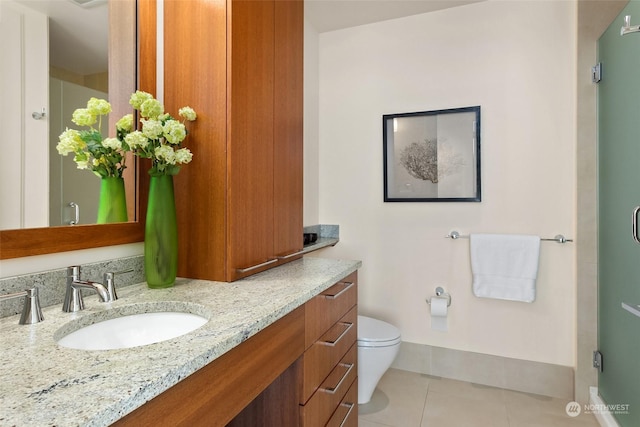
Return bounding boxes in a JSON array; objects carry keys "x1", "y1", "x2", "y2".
[{"x1": 445, "y1": 230, "x2": 573, "y2": 244}]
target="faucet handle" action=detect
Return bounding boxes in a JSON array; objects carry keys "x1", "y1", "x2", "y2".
[
  {"x1": 0, "y1": 287, "x2": 44, "y2": 325},
  {"x1": 102, "y1": 269, "x2": 133, "y2": 302},
  {"x1": 67, "y1": 265, "x2": 81, "y2": 280},
  {"x1": 21, "y1": 288, "x2": 44, "y2": 325}
]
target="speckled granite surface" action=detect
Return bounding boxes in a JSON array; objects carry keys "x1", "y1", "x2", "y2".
[{"x1": 0, "y1": 257, "x2": 361, "y2": 427}]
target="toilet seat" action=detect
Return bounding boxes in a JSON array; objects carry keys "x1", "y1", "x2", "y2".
[{"x1": 357, "y1": 315, "x2": 401, "y2": 348}]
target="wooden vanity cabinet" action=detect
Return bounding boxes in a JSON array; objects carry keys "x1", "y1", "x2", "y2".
[
  {"x1": 113, "y1": 272, "x2": 358, "y2": 427},
  {"x1": 165, "y1": 0, "x2": 303, "y2": 283},
  {"x1": 299, "y1": 271, "x2": 359, "y2": 426},
  {"x1": 113, "y1": 306, "x2": 305, "y2": 427}
]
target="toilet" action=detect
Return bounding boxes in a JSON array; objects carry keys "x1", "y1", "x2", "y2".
[{"x1": 357, "y1": 315, "x2": 401, "y2": 404}]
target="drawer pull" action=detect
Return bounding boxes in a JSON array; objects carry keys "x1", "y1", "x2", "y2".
[
  {"x1": 236, "y1": 258, "x2": 278, "y2": 273},
  {"x1": 320, "y1": 322, "x2": 353, "y2": 347},
  {"x1": 276, "y1": 248, "x2": 306, "y2": 260},
  {"x1": 323, "y1": 281, "x2": 354, "y2": 299},
  {"x1": 321, "y1": 363, "x2": 354, "y2": 395},
  {"x1": 339, "y1": 402, "x2": 355, "y2": 427}
]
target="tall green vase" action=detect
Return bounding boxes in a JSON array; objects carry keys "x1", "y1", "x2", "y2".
[
  {"x1": 97, "y1": 177, "x2": 128, "y2": 224},
  {"x1": 145, "y1": 175, "x2": 178, "y2": 288}
]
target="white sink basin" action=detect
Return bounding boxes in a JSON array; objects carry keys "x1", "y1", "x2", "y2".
[{"x1": 57, "y1": 311, "x2": 208, "y2": 351}]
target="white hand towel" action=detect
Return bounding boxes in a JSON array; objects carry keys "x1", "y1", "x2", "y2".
[{"x1": 470, "y1": 234, "x2": 541, "y2": 303}]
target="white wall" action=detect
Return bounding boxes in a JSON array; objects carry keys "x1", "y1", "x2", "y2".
[
  {"x1": 0, "y1": 1, "x2": 49, "y2": 230},
  {"x1": 314, "y1": 0, "x2": 577, "y2": 367}
]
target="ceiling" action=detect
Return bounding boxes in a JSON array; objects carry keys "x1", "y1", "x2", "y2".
[
  {"x1": 15, "y1": 0, "x2": 108, "y2": 75},
  {"x1": 13, "y1": 0, "x2": 480, "y2": 76},
  {"x1": 305, "y1": 0, "x2": 483, "y2": 33}
]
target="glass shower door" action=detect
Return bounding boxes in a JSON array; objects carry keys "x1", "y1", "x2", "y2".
[{"x1": 597, "y1": 2, "x2": 640, "y2": 426}]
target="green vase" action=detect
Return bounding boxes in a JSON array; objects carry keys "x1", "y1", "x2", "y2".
[
  {"x1": 97, "y1": 177, "x2": 128, "y2": 224},
  {"x1": 145, "y1": 175, "x2": 178, "y2": 288}
]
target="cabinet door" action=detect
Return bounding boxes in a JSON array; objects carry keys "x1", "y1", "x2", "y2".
[
  {"x1": 168, "y1": 0, "x2": 227, "y2": 281},
  {"x1": 273, "y1": 0, "x2": 304, "y2": 258},
  {"x1": 228, "y1": 0, "x2": 276, "y2": 280}
]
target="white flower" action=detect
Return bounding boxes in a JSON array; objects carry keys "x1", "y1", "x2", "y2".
[
  {"x1": 163, "y1": 120, "x2": 186, "y2": 145},
  {"x1": 141, "y1": 119, "x2": 164, "y2": 140},
  {"x1": 72, "y1": 108, "x2": 96, "y2": 127},
  {"x1": 56, "y1": 129, "x2": 85, "y2": 155},
  {"x1": 87, "y1": 97, "x2": 112, "y2": 116},
  {"x1": 174, "y1": 148, "x2": 193, "y2": 164},
  {"x1": 154, "y1": 144, "x2": 177, "y2": 164},
  {"x1": 116, "y1": 114, "x2": 134, "y2": 133},
  {"x1": 179, "y1": 107, "x2": 197, "y2": 121},
  {"x1": 125, "y1": 131, "x2": 149, "y2": 149},
  {"x1": 102, "y1": 137, "x2": 122, "y2": 151}
]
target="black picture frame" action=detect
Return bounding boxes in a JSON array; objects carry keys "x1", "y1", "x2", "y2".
[{"x1": 383, "y1": 106, "x2": 481, "y2": 202}]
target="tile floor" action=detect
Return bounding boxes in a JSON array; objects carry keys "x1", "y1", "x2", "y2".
[{"x1": 358, "y1": 368, "x2": 601, "y2": 427}]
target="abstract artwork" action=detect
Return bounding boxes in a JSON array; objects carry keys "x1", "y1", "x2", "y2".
[{"x1": 383, "y1": 106, "x2": 481, "y2": 202}]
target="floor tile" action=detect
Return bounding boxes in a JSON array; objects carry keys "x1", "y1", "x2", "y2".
[
  {"x1": 421, "y1": 390, "x2": 509, "y2": 427},
  {"x1": 504, "y1": 389, "x2": 600, "y2": 427},
  {"x1": 358, "y1": 368, "x2": 601, "y2": 427},
  {"x1": 358, "y1": 419, "x2": 394, "y2": 427},
  {"x1": 427, "y1": 375, "x2": 506, "y2": 402},
  {"x1": 359, "y1": 368, "x2": 431, "y2": 426}
]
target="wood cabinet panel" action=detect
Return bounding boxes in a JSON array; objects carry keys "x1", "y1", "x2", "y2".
[
  {"x1": 168, "y1": 0, "x2": 303, "y2": 282},
  {"x1": 227, "y1": 0, "x2": 275, "y2": 280},
  {"x1": 167, "y1": 0, "x2": 228, "y2": 280},
  {"x1": 273, "y1": 0, "x2": 304, "y2": 258},
  {"x1": 305, "y1": 272, "x2": 358, "y2": 348},
  {"x1": 299, "y1": 306, "x2": 357, "y2": 404},
  {"x1": 227, "y1": 358, "x2": 300, "y2": 427},
  {"x1": 299, "y1": 344, "x2": 357, "y2": 427},
  {"x1": 113, "y1": 306, "x2": 305, "y2": 427},
  {"x1": 326, "y1": 379, "x2": 358, "y2": 427}
]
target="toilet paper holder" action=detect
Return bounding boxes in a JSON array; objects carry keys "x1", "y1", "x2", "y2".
[{"x1": 426, "y1": 286, "x2": 452, "y2": 307}]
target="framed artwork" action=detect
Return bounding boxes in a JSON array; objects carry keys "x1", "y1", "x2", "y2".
[{"x1": 383, "y1": 106, "x2": 481, "y2": 202}]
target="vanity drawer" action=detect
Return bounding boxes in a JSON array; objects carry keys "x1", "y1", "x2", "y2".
[
  {"x1": 305, "y1": 271, "x2": 357, "y2": 348},
  {"x1": 325, "y1": 378, "x2": 357, "y2": 427},
  {"x1": 299, "y1": 306, "x2": 357, "y2": 404},
  {"x1": 300, "y1": 344, "x2": 357, "y2": 427}
]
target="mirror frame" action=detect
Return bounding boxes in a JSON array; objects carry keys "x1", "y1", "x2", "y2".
[{"x1": 0, "y1": 0, "x2": 155, "y2": 260}]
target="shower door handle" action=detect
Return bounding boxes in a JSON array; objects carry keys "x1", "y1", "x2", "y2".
[
  {"x1": 633, "y1": 206, "x2": 640, "y2": 244},
  {"x1": 622, "y1": 302, "x2": 640, "y2": 318},
  {"x1": 69, "y1": 202, "x2": 80, "y2": 225}
]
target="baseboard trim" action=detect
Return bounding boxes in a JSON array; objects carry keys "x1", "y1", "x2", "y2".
[
  {"x1": 589, "y1": 387, "x2": 621, "y2": 427},
  {"x1": 391, "y1": 341, "x2": 574, "y2": 399}
]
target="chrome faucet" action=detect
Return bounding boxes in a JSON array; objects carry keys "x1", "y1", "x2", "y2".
[
  {"x1": 62, "y1": 266, "x2": 118, "y2": 312},
  {"x1": 0, "y1": 287, "x2": 44, "y2": 324}
]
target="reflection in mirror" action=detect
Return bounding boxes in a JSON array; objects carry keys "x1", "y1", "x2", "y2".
[
  {"x1": 0, "y1": 0, "x2": 135, "y2": 230},
  {"x1": 0, "y1": 0, "x2": 148, "y2": 260}
]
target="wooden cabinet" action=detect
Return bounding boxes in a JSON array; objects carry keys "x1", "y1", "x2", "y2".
[
  {"x1": 113, "y1": 271, "x2": 358, "y2": 427},
  {"x1": 299, "y1": 272, "x2": 359, "y2": 426},
  {"x1": 113, "y1": 306, "x2": 305, "y2": 427},
  {"x1": 165, "y1": 0, "x2": 303, "y2": 282}
]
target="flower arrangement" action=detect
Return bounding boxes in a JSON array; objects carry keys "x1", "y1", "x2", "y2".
[
  {"x1": 56, "y1": 91, "x2": 197, "y2": 178},
  {"x1": 122, "y1": 91, "x2": 196, "y2": 176},
  {"x1": 56, "y1": 98, "x2": 128, "y2": 178}
]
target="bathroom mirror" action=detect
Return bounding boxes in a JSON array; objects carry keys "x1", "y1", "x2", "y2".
[
  {"x1": 1, "y1": 0, "x2": 132, "y2": 230},
  {"x1": 0, "y1": 0, "x2": 156, "y2": 259}
]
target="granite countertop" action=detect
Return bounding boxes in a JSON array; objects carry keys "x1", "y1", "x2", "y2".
[{"x1": 0, "y1": 257, "x2": 361, "y2": 427}]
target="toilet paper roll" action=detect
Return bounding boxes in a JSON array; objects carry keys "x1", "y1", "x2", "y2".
[{"x1": 430, "y1": 296, "x2": 448, "y2": 332}]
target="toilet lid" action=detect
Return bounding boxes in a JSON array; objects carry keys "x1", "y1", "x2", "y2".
[{"x1": 357, "y1": 315, "x2": 401, "y2": 346}]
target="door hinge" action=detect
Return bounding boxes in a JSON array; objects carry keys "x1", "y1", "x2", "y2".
[
  {"x1": 592, "y1": 63, "x2": 602, "y2": 83},
  {"x1": 593, "y1": 350, "x2": 603, "y2": 372}
]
